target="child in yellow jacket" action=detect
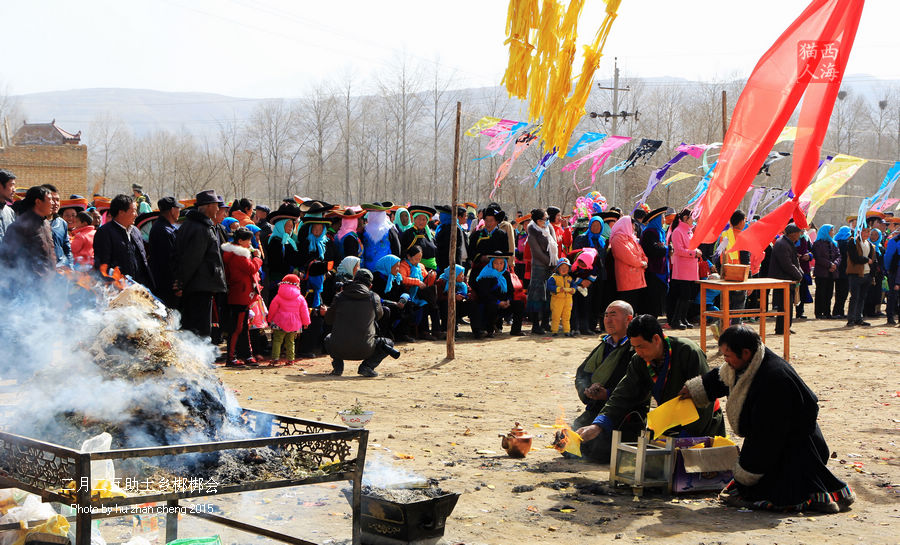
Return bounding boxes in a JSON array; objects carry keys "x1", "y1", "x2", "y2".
[{"x1": 547, "y1": 258, "x2": 575, "y2": 336}]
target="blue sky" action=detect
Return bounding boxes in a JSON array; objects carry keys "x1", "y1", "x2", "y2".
[{"x1": 3, "y1": 0, "x2": 897, "y2": 97}]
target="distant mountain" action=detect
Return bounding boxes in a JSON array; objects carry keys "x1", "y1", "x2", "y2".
[
  {"x1": 12, "y1": 88, "x2": 272, "y2": 144},
  {"x1": 12, "y1": 75, "x2": 898, "y2": 146}
]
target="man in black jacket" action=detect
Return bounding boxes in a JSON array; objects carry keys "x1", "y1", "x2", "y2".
[
  {"x1": 769, "y1": 224, "x2": 803, "y2": 334},
  {"x1": 148, "y1": 196, "x2": 184, "y2": 307},
  {"x1": 845, "y1": 219, "x2": 876, "y2": 327},
  {"x1": 93, "y1": 194, "x2": 154, "y2": 289},
  {"x1": 175, "y1": 190, "x2": 227, "y2": 337},
  {"x1": 0, "y1": 185, "x2": 55, "y2": 275},
  {"x1": 324, "y1": 269, "x2": 400, "y2": 377}
]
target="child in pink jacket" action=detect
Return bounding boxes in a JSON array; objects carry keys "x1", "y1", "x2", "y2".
[{"x1": 267, "y1": 274, "x2": 311, "y2": 365}]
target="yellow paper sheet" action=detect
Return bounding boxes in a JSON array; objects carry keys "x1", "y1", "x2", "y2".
[
  {"x1": 646, "y1": 397, "x2": 699, "y2": 438},
  {"x1": 563, "y1": 428, "x2": 582, "y2": 457},
  {"x1": 712, "y1": 436, "x2": 735, "y2": 447}
]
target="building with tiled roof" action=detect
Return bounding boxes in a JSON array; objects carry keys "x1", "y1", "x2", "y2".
[{"x1": 0, "y1": 120, "x2": 87, "y2": 198}]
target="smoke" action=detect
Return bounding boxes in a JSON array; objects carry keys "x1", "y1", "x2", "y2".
[
  {"x1": 362, "y1": 454, "x2": 427, "y2": 489},
  {"x1": 0, "y1": 261, "x2": 248, "y2": 449}
]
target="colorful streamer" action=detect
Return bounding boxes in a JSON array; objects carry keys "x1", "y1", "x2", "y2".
[
  {"x1": 633, "y1": 144, "x2": 700, "y2": 209},
  {"x1": 696, "y1": 0, "x2": 865, "y2": 255},
  {"x1": 531, "y1": 149, "x2": 559, "y2": 186},
  {"x1": 465, "y1": 116, "x2": 502, "y2": 137},
  {"x1": 560, "y1": 135, "x2": 631, "y2": 190},
  {"x1": 566, "y1": 132, "x2": 607, "y2": 156},
  {"x1": 605, "y1": 138, "x2": 663, "y2": 174},
  {"x1": 854, "y1": 161, "x2": 900, "y2": 235},
  {"x1": 476, "y1": 121, "x2": 529, "y2": 160},
  {"x1": 491, "y1": 131, "x2": 539, "y2": 198},
  {"x1": 686, "y1": 161, "x2": 718, "y2": 206},
  {"x1": 757, "y1": 151, "x2": 791, "y2": 176},
  {"x1": 798, "y1": 154, "x2": 868, "y2": 222},
  {"x1": 775, "y1": 126, "x2": 798, "y2": 144},
  {"x1": 660, "y1": 172, "x2": 697, "y2": 187}
]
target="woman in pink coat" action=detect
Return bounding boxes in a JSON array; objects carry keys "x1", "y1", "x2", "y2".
[
  {"x1": 609, "y1": 216, "x2": 647, "y2": 312},
  {"x1": 668, "y1": 209, "x2": 701, "y2": 329}
]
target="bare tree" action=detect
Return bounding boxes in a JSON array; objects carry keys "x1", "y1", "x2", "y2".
[
  {"x1": 248, "y1": 100, "x2": 307, "y2": 202},
  {"x1": 425, "y1": 59, "x2": 461, "y2": 203},
  {"x1": 217, "y1": 115, "x2": 256, "y2": 200},
  {"x1": 88, "y1": 112, "x2": 129, "y2": 195},
  {"x1": 377, "y1": 53, "x2": 425, "y2": 199},
  {"x1": 299, "y1": 83, "x2": 338, "y2": 200}
]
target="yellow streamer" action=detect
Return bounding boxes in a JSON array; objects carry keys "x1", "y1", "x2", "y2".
[
  {"x1": 799, "y1": 154, "x2": 868, "y2": 221},
  {"x1": 464, "y1": 116, "x2": 501, "y2": 137},
  {"x1": 661, "y1": 172, "x2": 698, "y2": 186}
]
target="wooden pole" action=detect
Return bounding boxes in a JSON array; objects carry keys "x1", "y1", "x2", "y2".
[
  {"x1": 446, "y1": 102, "x2": 462, "y2": 360},
  {"x1": 721, "y1": 90, "x2": 728, "y2": 140}
]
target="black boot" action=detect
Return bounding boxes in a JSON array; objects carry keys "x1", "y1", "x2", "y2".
[
  {"x1": 669, "y1": 300, "x2": 686, "y2": 330},
  {"x1": 530, "y1": 312, "x2": 545, "y2": 335},
  {"x1": 330, "y1": 359, "x2": 344, "y2": 376}
]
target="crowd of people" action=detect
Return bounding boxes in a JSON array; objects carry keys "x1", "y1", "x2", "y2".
[
  {"x1": 0, "y1": 165, "x2": 868, "y2": 513},
  {"x1": 0, "y1": 166, "x2": 897, "y2": 375}
]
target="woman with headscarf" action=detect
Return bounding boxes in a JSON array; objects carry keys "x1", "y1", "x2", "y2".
[
  {"x1": 669, "y1": 209, "x2": 700, "y2": 329},
  {"x1": 398, "y1": 245, "x2": 440, "y2": 340},
  {"x1": 367, "y1": 253, "x2": 411, "y2": 342},
  {"x1": 609, "y1": 215, "x2": 647, "y2": 314},
  {"x1": 335, "y1": 208, "x2": 365, "y2": 262},
  {"x1": 437, "y1": 263, "x2": 470, "y2": 336},
  {"x1": 526, "y1": 208, "x2": 557, "y2": 335},
  {"x1": 473, "y1": 252, "x2": 513, "y2": 338},
  {"x1": 336, "y1": 256, "x2": 361, "y2": 285},
  {"x1": 362, "y1": 203, "x2": 401, "y2": 271},
  {"x1": 812, "y1": 224, "x2": 840, "y2": 319},
  {"x1": 639, "y1": 207, "x2": 669, "y2": 318},
  {"x1": 393, "y1": 207, "x2": 413, "y2": 233},
  {"x1": 264, "y1": 203, "x2": 302, "y2": 303},
  {"x1": 832, "y1": 225, "x2": 854, "y2": 319}
]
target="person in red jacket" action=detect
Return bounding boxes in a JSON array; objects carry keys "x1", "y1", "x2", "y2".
[
  {"x1": 70, "y1": 211, "x2": 96, "y2": 269},
  {"x1": 222, "y1": 227, "x2": 264, "y2": 366}
]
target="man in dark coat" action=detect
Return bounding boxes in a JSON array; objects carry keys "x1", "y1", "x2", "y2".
[
  {"x1": 93, "y1": 194, "x2": 154, "y2": 289},
  {"x1": 255, "y1": 204, "x2": 272, "y2": 247},
  {"x1": 769, "y1": 224, "x2": 803, "y2": 334},
  {"x1": 0, "y1": 185, "x2": 55, "y2": 275},
  {"x1": 682, "y1": 325, "x2": 854, "y2": 513},
  {"x1": 845, "y1": 218, "x2": 877, "y2": 327},
  {"x1": 174, "y1": 190, "x2": 227, "y2": 337},
  {"x1": 577, "y1": 314, "x2": 725, "y2": 449},
  {"x1": 148, "y1": 196, "x2": 184, "y2": 307},
  {"x1": 468, "y1": 203, "x2": 510, "y2": 280},
  {"x1": 324, "y1": 269, "x2": 400, "y2": 377},
  {"x1": 571, "y1": 301, "x2": 636, "y2": 462}
]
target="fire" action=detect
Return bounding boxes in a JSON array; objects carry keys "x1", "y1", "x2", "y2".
[
  {"x1": 99, "y1": 264, "x2": 129, "y2": 290},
  {"x1": 549, "y1": 406, "x2": 583, "y2": 457}
]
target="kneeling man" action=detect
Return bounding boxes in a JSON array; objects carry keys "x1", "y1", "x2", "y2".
[{"x1": 680, "y1": 325, "x2": 854, "y2": 513}]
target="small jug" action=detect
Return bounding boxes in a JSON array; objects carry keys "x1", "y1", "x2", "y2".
[{"x1": 499, "y1": 422, "x2": 533, "y2": 458}]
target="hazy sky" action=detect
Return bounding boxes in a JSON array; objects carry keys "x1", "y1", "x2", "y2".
[{"x1": 3, "y1": 0, "x2": 897, "y2": 97}]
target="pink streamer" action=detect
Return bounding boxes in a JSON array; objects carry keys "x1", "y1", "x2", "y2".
[{"x1": 561, "y1": 136, "x2": 631, "y2": 189}]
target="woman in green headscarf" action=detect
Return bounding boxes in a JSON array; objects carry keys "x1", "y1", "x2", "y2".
[{"x1": 394, "y1": 207, "x2": 413, "y2": 232}]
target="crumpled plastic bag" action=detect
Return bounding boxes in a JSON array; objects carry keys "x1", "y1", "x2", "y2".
[
  {"x1": 80, "y1": 433, "x2": 115, "y2": 488},
  {"x1": 122, "y1": 537, "x2": 152, "y2": 545},
  {"x1": 0, "y1": 495, "x2": 65, "y2": 545}
]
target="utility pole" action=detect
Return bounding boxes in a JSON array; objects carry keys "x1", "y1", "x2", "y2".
[{"x1": 593, "y1": 58, "x2": 634, "y2": 207}]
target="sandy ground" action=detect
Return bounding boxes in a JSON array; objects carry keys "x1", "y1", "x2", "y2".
[{"x1": 160, "y1": 315, "x2": 900, "y2": 545}]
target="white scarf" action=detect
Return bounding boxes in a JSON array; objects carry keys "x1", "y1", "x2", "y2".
[{"x1": 365, "y1": 211, "x2": 393, "y2": 242}]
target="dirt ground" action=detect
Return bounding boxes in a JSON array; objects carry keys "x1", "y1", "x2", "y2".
[{"x1": 187, "y1": 316, "x2": 900, "y2": 545}]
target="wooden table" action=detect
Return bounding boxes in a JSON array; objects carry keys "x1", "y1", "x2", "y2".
[{"x1": 698, "y1": 277, "x2": 794, "y2": 359}]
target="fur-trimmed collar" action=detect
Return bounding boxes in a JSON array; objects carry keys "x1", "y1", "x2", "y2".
[
  {"x1": 222, "y1": 242, "x2": 251, "y2": 258},
  {"x1": 718, "y1": 342, "x2": 765, "y2": 437}
]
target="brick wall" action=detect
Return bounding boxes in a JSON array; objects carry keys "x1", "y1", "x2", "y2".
[{"x1": 0, "y1": 145, "x2": 88, "y2": 198}]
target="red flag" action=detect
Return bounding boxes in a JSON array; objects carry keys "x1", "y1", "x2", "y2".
[{"x1": 692, "y1": 0, "x2": 864, "y2": 252}]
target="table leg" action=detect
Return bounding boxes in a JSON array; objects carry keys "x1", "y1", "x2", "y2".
[
  {"x1": 700, "y1": 285, "x2": 707, "y2": 352},
  {"x1": 722, "y1": 286, "x2": 730, "y2": 331},
  {"x1": 760, "y1": 288, "x2": 767, "y2": 343},
  {"x1": 783, "y1": 285, "x2": 790, "y2": 360}
]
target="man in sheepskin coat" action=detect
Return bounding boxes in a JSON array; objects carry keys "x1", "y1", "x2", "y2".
[{"x1": 680, "y1": 325, "x2": 854, "y2": 514}]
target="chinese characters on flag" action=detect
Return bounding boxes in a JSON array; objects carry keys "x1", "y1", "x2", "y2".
[{"x1": 798, "y1": 40, "x2": 841, "y2": 82}]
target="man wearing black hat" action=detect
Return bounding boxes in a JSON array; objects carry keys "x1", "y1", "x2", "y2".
[
  {"x1": 255, "y1": 205, "x2": 272, "y2": 248},
  {"x1": 174, "y1": 190, "x2": 227, "y2": 338},
  {"x1": 468, "y1": 203, "x2": 510, "y2": 281},
  {"x1": 149, "y1": 196, "x2": 184, "y2": 308}
]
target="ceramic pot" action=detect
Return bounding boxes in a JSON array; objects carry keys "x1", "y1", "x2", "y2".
[{"x1": 499, "y1": 422, "x2": 533, "y2": 458}]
